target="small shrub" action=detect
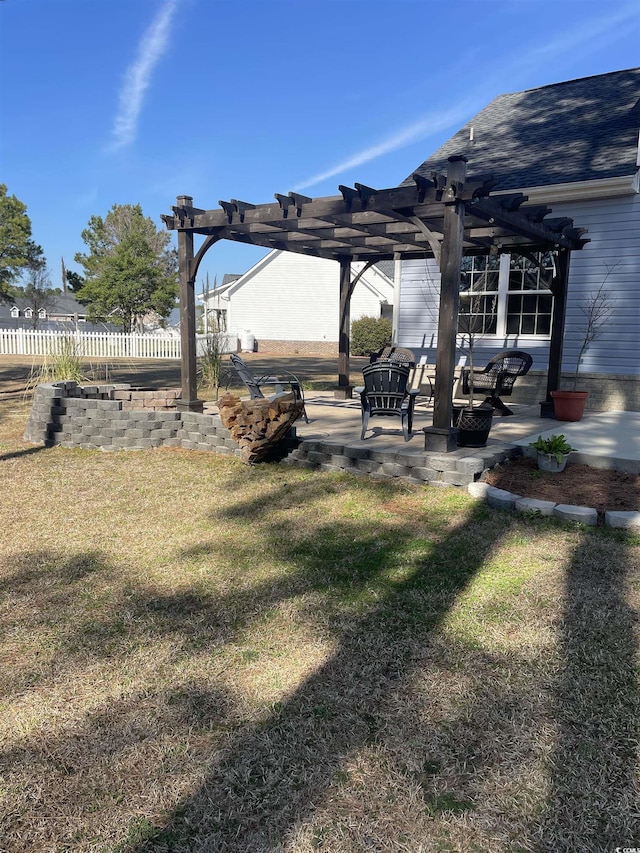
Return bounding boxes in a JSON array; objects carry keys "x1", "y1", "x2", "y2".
[
  {"x1": 529, "y1": 433, "x2": 576, "y2": 463},
  {"x1": 351, "y1": 315, "x2": 392, "y2": 356}
]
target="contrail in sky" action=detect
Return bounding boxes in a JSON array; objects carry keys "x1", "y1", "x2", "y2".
[
  {"x1": 295, "y1": 2, "x2": 639, "y2": 190},
  {"x1": 110, "y1": 0, "x2": 178, "y2": 150}
]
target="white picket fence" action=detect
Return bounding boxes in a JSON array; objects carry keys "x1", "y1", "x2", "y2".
[{"x1": 0, "y1": 328, "x2": 238, "y2": 360}]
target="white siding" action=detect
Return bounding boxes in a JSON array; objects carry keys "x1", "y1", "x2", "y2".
[
  {"x1": 220, "y1": 251, "x2": 393, "y2": 343},
  {"x1": 398, "y1": 192, "x2": 640, "y2": 376}
]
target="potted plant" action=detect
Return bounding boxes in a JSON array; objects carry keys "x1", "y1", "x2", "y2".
[
  {"x1": 453, "y1": 263, "x2": 495, "y2": 447},
  {"x1": 551, "y1": 266, "x2": 614, "y2": 421},
  {"x1": 529, "y1": 433, "x2": 576, "y2": 473}
]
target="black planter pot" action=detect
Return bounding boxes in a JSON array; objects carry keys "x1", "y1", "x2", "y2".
[{"x1": 453, "y1": 404, "x2": 494, "y2": 447}]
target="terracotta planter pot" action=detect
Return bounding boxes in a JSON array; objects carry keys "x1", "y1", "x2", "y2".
[{"x1": 550, "y1": 390, "x2": 589, "y2": 422}]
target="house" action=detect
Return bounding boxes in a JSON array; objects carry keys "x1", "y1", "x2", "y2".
[
  {"x1": 0, "y1": 293, "x2": 105, "y2": 331},
  {"x1": 199, "y1": 251, "x2": 395, "y2": 355},
  {"x1": 396, "y1": 67, "x2": 640, "y2": 411}
]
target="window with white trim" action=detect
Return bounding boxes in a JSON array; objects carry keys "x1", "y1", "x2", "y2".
[
  {"x1": 24, "y1": 307, "x2": 33, "y2": 318},
  {"x1": 10, "y1": 306, "x2": 19, "y2": 318},
  {"x1": 458, "y1": 251, "x2": 555, "y2": 338}
]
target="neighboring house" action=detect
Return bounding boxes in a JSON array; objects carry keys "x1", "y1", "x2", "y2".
[
  {"x1": 0, "y1": 294, "x2": 102, "y2": 331},
  {"x1": 199, "y1": 251, "x2": 395, "y2": 355},
  {"x1": 396, "y1": 67, "x2": 640, "y2": 410}
]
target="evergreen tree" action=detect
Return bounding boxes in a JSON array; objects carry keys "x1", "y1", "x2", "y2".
[
  {"x1": 0, "y1": 184, "x2": 45, "y2": 302},
  {"x1": 74, "y1": 204, "x2": 178, "y2": 332}
]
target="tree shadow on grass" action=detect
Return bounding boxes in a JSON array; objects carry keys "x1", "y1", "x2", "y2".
[
  {"x1": 118, "y1": 497, "x2": 513, "y2": 852},
  {"x1": 3, "y1": 473, "x2": 637, "y2": 852},
  {"x1": 536, "y1": 528, "x2": 640, "y2": 851}
]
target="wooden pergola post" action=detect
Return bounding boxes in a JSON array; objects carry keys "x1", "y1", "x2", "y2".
[
  {"x1": 424, "y1": 155, "x2": 467, "y2": 451},
  {"x1": 541, "y1": 246, "x2": 571, "y2": 417},
  {"x1": 336, "y1": 256, "x2": 352, "y2": 399},
  {"x1": 176, "y1": 195, "x2": 203, "y2": 413}
]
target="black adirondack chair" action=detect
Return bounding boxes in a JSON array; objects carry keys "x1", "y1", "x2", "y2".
[
  {"x1": 460, "y1": 349, "x2": 533, "y2": 416},
  {"x1": 229, "y1": 354, "x2": 309, "y2": 422},
  {"x1": 357, "y1": 361, "x2": 419, "y2": 441}
]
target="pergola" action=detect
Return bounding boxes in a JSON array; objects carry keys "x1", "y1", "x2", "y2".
[{"x1": 162, "y1": 155, "x2": 588, "y2": 451}]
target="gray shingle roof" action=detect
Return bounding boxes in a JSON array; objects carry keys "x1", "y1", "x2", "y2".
[
  {"x1": 374, "y1": 260, "x2": 394, "y2": 281},
  {"x1": 406, "y1": 68, "x2": 640, "y2": 191}
]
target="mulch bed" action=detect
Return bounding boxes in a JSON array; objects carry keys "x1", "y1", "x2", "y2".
[{"x1": 484, "y1": 455, "x2": 640, "y2": 514}]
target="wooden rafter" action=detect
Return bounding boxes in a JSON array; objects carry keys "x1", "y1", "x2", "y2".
[{"x1": 164, "y1": 175, "x2": 588, "y2": 265}]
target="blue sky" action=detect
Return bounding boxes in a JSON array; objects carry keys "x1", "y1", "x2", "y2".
[{"x1": 1, "y1": 0, "x2": 638, "y2": 292}]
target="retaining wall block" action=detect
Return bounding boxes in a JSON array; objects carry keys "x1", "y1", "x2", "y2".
[
  {"x1": 427, "y1": 454, "x2": 460, "y2": 473},
  {"x1": 553, "y1": 504, "x2": 598, "y2": 526},
  {"x1": 355, "y1": 459, "x2": 380, "y2": 474},
  {"x1": 368, "y1": 448, "x2": 401, "y2": 465},
  {"x1": 381, "y1": 462, "x2": 412, "y2": 478},
  {"x1": 486, "y1": 486, "x2": 522, "y2": 510},
  {"x1": 319, "y1": 463, "x2": 345, "y2": 473},
  {"x1": 411, "y1": 466, "x2": 440, "y2": 482},
  {"x1": 515, "y1": 497, "x2": 557, "y2": 516},
  {"x1": 342, "y1": 445, "x2": 372, "y2": 460},
  {"x1": 443, "y1": 470, "x2": 474, "y2": 486},
  {"x1": 456, "y1": 456, "x2": 487, "y2": 476},
  {"x1": 468, "y1": 481, "x2": 490, "y2": 499},
  {"x1": 604, "y1": 511, "x2": 640, "y2": 529},
  {"x1": 331, "y1": 455, "x2": 354, "y2": 469}
]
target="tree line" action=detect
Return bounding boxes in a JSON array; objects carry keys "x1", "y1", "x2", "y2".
[{"x1": 0, "y1": 184, "x2": 178, "y2": 333}]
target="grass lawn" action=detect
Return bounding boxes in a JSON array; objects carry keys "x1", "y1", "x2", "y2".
[{"x1": 1, "y1": 357, "x2": 639, "y2": 852}]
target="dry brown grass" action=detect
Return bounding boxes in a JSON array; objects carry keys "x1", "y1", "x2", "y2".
[{"x1": 0, "y1": 357, "x2": 639, "y2": 852}]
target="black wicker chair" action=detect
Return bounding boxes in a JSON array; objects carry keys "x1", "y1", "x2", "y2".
[
  {"x1": 369, "y1": 345, "x2": 416, "y2": 368},
  {"x1": 460, "y1": 349, "x2": 533, "y2": 416},
  {"x1": 356, "y1": 361, "x2": 419, "y2": 441},
  {"x1": 229, "y1": 354, "x2": 308, "y2": 422}
]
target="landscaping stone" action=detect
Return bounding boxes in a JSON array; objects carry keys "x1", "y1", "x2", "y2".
[
  {"x1": 552, "y1": 504, "x2": 598, "y2": 525},
  {"x1": 456, "y1": 456, "x2": 486, "y2": 475},
  {"x1": 515, "y1": 497, "x2": 557, "y2": 516},
  {"x1": 604, "y1": 511, "x2": 640, "y2": 529},
  {"x1": 467, "y1": 481, "x2": 490, "y2": 499},
  {"x1": 486, "y1": 486, "x2": 521, "y2": 510}
]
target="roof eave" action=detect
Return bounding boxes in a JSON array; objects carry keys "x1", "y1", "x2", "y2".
[{"x1": 500, "y1": 171, "x2": 639, "y2": 204}]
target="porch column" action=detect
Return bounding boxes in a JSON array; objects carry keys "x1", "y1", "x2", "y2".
[
  {"x1": 424, "y1": 155, "x2": 467, "y2": 451},
  {"x1": 541, "y1": 247, "x2": 571, "y2": 417},
  {"x1": 336, "y1": 256, "x2": 352, "y2": 399},
  {"x1": 176, "y1": 194, "x2": 203, "y2": 413}
]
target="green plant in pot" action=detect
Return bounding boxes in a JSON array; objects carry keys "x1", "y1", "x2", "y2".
[
  {"x1": 551, "y1": 265, "x2": 614, "y2": 422},
  {"x1": 529, "y1": 433, "x2": 576, "y2": 473},
  {"x1": 453, "y1": 261, "x2": 495, "y2": 447}
]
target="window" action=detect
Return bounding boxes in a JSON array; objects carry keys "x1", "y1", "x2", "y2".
[
  {"x1": 38, "y1": 308, "x2": 47, "y2": 319},
  {"x1": 458, "y1": 251, "x2": 554, "y2": 338},
  {"x1": 505, "y1": 252, "x2": 554, "y2": 336},
  {"x1": 24, "y1": 308, "x2": 33, "y2": 318},
  {"x1": 10, "y1": 306, "x2": 19, "y2": 318},
  {"x1": 459, "y1": 255, "x2": 500, "y2": 334}
]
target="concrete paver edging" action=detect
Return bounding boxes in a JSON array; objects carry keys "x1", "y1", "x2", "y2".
[{"x1": 467, "y1": 482, "x2": 640, "y2": 529}]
